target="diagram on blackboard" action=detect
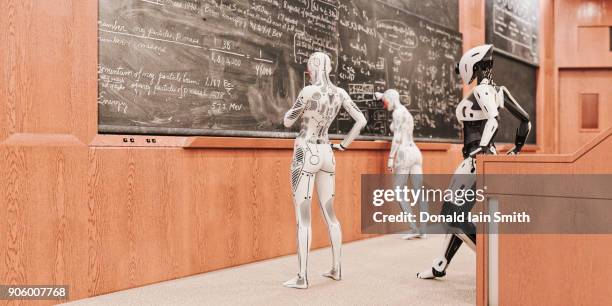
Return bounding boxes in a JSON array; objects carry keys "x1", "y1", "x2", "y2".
[{"x1": 98, "y1": 0, "x2": 463, "y2": 141}]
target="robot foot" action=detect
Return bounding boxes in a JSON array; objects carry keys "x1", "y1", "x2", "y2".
[
  {"x1": 416, "y1": 268, "x2": 446, "y2": 279},
  {"x1": 402, "y1": 232, "x2": 424, "y2": 240},
  {"x1": 283, "y1": 275, "x2": 308, "y2": 289},
  {"x1": 322, "y1": 267, "x2": 341, "y2": 281},
  {"x1": 416, "y1": 258, "x2": 447, "y2": 279}
]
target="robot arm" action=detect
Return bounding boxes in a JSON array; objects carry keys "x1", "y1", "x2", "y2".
[
  {"x1": 284, "y1": 89, "x2": 308, "y2": 128},
  {"x1": 470, "y1": 85, "x2": 499, "y2": 156},
  {"x1": 388, "y1": 112, "x2": 405, "y2": 169},
  {"x1": 499, "y1": 86, "x2": 531, "y2": 154},
  {"x1": 336, "y1": 90, "x2": 366, "y2": 150}
]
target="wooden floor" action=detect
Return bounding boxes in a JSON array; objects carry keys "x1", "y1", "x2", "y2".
[{"x1": 62, "y1": 235, "x2": 475, "y2": 306}]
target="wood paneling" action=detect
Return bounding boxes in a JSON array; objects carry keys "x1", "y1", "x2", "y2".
[
  {"x1": 0, "y1": 144, "x2": 465, "y2": 304},
  {"x1": 556, "y1": 0, "x2": 612, "y2": 68},
  {"x1": 0, "y1": 145, "x2": 389, "y2": 303},
  {"x1": 554, "y1": 0, "x2": 612, "y2": 154},
  {"x1": 459, "y1": 0, "x2": 485, "y2": 51},
  {"x1": 537, "y1": 0, "x2": 558, "y2": 154},
  {"x1": 559, "y1": 69, "x2": 612, "y2": 153},
  {"x1": 474, "y1": 3, "x2": 612, "y2": 303},
  {"x1": 477, "y1": 127, "x2": 612, "y2": 306},
  {"x1": 458, "y1": 0, "x2": 485, "y2": 98},
  {"x1": 0, "y1": 0, "x2": 97, "y2": 144}
]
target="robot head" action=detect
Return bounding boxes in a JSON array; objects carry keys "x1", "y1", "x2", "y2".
[
  {"x1": 455, "y1": 44, "x2": 494, "y2": 85},
  {"x1": 374, "y1": 89, "x2": 400, "y2": 111},
  {"x1": 307, "y1": 52, "x2": 332, "y2": 85}
]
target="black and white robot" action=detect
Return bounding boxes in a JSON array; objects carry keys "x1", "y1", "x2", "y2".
[
  {"x1": 283, "y1": 52, "x2": 367, "y2": 289},
  {"x1": 417, "y1": 44, "x2": 531, "y2": 279}
]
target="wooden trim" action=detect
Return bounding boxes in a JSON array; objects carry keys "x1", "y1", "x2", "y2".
[
  {"x1": 90, "y1": 134, "x2": 188, "y2": 147},
  {"x1": 91, "y1": 134, "x2": 451, "y2": 151},
  {"x1": 183, "y1": 136, "x2": 453, "y2": 151},
  {"x1": 87, "y1": 132, "x2": 538, "y2": 150},
  {"x1": 579, "y1": 128, "x2": 602, "y2": 133},
  {"x1": 496, "y1": 144, "x2": 540, "y2": 153},
  {"x1": 0, "y1": 133, "x2": 85, "y2": 147},
  {"x1": 576, "y1": 24, "x2": 612, "y2": 28},
  {"x1": 183, "y1": 136, "x2": 294, "y2": 149},
  {"x1": 477, "y1": 232, "x2": 487, "y2": 306},
  {"x1": 476, "y1": 176, "x2": 489, "y2": 306},
  {"x1": 480, "y1": 126, "x2": 612, "y2": 164}
]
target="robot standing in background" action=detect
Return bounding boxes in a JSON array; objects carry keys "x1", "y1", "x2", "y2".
[
  {"x1": 375, "y1": 89, "x2": 428, "y2": 239},
  {"x1": 417, "y1": 44, "x2": 531, "y2": 279},
  {"x1": 283, "y1": 52, "x2": 367, "y2": 289}
]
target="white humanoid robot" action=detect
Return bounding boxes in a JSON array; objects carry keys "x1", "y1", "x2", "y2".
[
  {"x1": 417, "y1": 44, "x2": 531, "y2": 279},
  {"x1": 375, "y1": 89, "x2": 428, "y2": 240},
  {"x1": 283, "y1": 52, "x2": 367, "y2": 289}
]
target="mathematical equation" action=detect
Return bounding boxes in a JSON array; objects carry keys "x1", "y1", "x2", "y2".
[{"x1": 486, "y1": 0, "x2": 539, "y2": 65}]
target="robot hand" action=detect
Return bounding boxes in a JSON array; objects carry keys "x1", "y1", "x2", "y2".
[
  {"x1": 468, "y1": 146, "x2": 489, "y2": 158},
  {"x1": 506, "y1": 145, "x2": 522, "y2": 155},
  {"x1": 331, "y1": 143, "x2": 346, "y2": 151},
  {"x1": 387, "y1": 158, "x2": 394, "y2": 173}
]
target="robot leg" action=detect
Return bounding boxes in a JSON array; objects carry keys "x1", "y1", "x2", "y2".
[
  {"x1": 417, "y1": 198, "x2": 475, "y2": 279},
  {"x1": 316, "y1": 169, "x2": 342, "y2": 280},
  {"x1": 392, "y1": 168, "x2": 420, "y2": 237},
  {"x1": 284, "y1": 147, "x2": 318, "y2": 289},
  {"x1": 417, "y1": 158, "x2": 477, "y2": 279},
  {"x1": 417, "y1": 234, "x2": 465, "y2": 279},
  {"x1": 409, "y1": 163, "x2": 427, "y2": 238}
]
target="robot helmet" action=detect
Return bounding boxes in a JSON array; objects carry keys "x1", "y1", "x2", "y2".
[
  {"x1": 455, "y1": 44, "x2": 494, "y2": 85},
  {"x1": 307, "y1": 52, "x2": 332, "y2": 86}
]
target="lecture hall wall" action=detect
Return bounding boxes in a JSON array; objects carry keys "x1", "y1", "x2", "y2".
[
  {"x1": 556, "y1": 0, "x2": 612, "y2": 153},
  {"x1": 1, "y1": 0, "x2": 554, "y2": 303}
]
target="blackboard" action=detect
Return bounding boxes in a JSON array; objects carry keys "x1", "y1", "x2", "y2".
[
  {"x1": 98, "y1": 0, "x2": 463, "y2": 141},
  {"x1": 485, "y1": 0, "x2": 539, "y2": 65},
  {"x1": 492, "y1": 51, "x2": 537, "y2": 145},
  {"x1": 383, "y1": 0, "x2": 459, "y2": 31}
]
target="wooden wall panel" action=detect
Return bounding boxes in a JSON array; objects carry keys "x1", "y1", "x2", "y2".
[
  {"x1": 0, "y1": 146, "x2": 404, "y2": 304},
  {"x1": 538, "y1": 0, "x2": 558, "y2": 153},
  {"x1": 559, "y1": 69, "x2": 612, "y2": 153},
  {"x1": 459, "y1": 0, "x2": 485, "y2": 51},
  {"x1": 458, "y1": 0, "x2": 485, "y2": 98},
  {"x1": 556, "y1": 0, "x2": 612, "y2": 68},
  {"x1": 553, "y1": 0, "x2": 612, "y2": 154},
  {"x1": 0, "y1": 0, "x2": 97, "y2": 143},
  {"x1": 499, "y1": 235, "x2": 612, "y2": 305}
]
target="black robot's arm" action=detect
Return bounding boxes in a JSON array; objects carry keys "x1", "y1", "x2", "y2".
[{"x1": 499, "y1": 86, "x2": 531, "y2": 154}]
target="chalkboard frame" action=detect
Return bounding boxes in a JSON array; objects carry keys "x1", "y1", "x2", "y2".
[{"x1": 98, "y1": 124, "x2": 464, "y2": 143}]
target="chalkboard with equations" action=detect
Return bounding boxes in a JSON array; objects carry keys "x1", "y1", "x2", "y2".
[
  {"x1": 490, "y1": 51, "x2": 537, "y2": 145},
  {"x1": 98, "y1": 0, "x2": 463, "y2": 142},
  {"x1": 485, "y1": 0, "x2": 539, "y2": 65}
]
